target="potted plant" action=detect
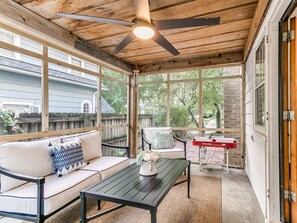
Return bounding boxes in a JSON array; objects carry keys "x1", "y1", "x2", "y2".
[{"x1": 136, "y1": 149, "x2": 162, "y2": 176}]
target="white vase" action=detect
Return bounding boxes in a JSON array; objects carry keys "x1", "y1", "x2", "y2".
[{"x1": 139, "y1": 162, "x2": 158, "y2": 176}]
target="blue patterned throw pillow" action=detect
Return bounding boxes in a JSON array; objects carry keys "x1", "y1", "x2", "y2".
[{"x1": 50, "y1": 140, "x2": 86, "y2": 177}]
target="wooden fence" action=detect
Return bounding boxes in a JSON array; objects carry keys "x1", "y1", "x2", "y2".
[{"x1": 0, "y1": 113, "x2": 154, "y2": 156}]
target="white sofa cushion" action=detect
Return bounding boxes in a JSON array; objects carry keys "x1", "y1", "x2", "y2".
[
  {"x1": 62, "y1": 130, "x2": 102, "y2": 161},
  {"x1": 143, "y1": 127, "x2": 173, "y2": 149},
  {"x1": 0, "y1": 170, "x2": 100, "y2": 215},
  {"x1": 81, "y1": 156, "x2": 130, "y2": 179},
  {"x1": 152, "y1": 147, "x2": 185, "y2": 159},
  {"x1": 0, "y1": 137, "x2": 61, "y2": 193},
  {"x1": 50, "y1": 140, "x2": 86, "y2": 177}
]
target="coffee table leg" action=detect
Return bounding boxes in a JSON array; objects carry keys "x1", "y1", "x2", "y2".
[
  {"x1": 150, "y1": 209, "x2": 157, "y2": 223},
  {"x1": 80, "y1": 191, "x2": 87, "y2": 223},
  {"x1": 187, "y1": 161, "x2": 191, "y2": 198}
]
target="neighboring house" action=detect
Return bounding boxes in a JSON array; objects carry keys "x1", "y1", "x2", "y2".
[{"x1": 0, "y1": 28, "x2": 114, "y2": 115}]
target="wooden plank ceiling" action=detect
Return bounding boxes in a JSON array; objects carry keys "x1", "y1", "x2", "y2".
[{"x1": 12, "y1": 0, "x2": 261, "y2": 73}]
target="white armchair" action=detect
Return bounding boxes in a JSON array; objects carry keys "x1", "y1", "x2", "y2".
[{"x1": 141, "y1": 127, "x2": 186, "y2": 159}]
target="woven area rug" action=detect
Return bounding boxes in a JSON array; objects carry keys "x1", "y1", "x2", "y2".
[{"x1": 48, "y1": 175, "x2": 222, "y2": 223}]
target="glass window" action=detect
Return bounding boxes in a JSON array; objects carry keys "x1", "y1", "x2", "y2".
[
  {"x1": 255, "y1": 38, "x2": 265, "y2": 127},
  {"x1": 0, "y1": 28, "x2": 42, "y2": 58},
  {"x1": 82, "y1": 101, "x2": 92, "y2": 113},
  {"x1": 70, "y1": 57, "x2": 82, "y2": 76},
  {"x1": 0, "y1": 30, "x2": 15, "y2": 58}
]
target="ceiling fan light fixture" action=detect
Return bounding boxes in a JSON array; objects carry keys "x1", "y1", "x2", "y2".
[{"x1": 133, "y1": 26, "x2": 155, "y2": 39}]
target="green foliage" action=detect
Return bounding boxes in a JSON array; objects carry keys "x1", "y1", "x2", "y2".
[
  {"x1": 170, "y1": 106, "x2": 191, "y2": 127},
  {"x1": 0, "y1": 109, "x2": 24, "y2": 134},
  {"x1": 102, "y1": 69, "x2": 127, "y2": 114},
  {"x1": 102, "y1": 68, "x2": 224, "y2": 128},
  {"x1": 0, "y1": 109, "x2": 16, "y2": 127},
  {"x1": 202, "y1": 80, "x2": 223, "y2": 119},
  {"x1": 138, "y1": 69, "x2": 224, "y2": 128},
  {"x1": 139, "y1": 83, "x2": 167, "y2": 126}
]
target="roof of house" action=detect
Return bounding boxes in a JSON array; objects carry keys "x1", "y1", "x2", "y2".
[
  {"x1": 0, "y1": 56, "x2": 97, "y2": 86},
  {"x1": 0, "y1": 56, "x2": 115, "y2": 113}
]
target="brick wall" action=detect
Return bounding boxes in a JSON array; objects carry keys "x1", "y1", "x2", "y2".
[{"x1": 223, "y1": 67, "x2": 242, "y2": 166}]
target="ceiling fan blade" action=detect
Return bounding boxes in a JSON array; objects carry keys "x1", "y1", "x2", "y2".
[
  {"x1": 56, "y1": 13, "x2": 134, "y2": 27},
  {"x1": 153, "y1": 17, "x2": 221, "y2": 30},
  {"x1": 135, "y1": 0, "x2": 151, "y2": 23},
  {"x1": 113, "y1": 32, "x2": 136, "y2": 54},
  {"x1": 152, "y1": 30, "x2": 179, "y2": 56}
]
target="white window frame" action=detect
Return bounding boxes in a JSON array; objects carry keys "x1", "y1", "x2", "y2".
[
  {"x1": 0, "y1": 28, "x2": 20, "y2": 60},
  {"x1": 68, "y1": 56, "x2": 85, "y2": 77},
  {"x1": 254, "y1": 31, "x2": 267, "y2": 133},
  {"x1": 81, "y1": 100, "x2": 92, "y2": 113}
]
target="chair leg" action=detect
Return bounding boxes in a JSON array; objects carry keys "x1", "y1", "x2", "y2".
[{"x1": 97, "y1": 200, "x2": 101, "y2": 210}]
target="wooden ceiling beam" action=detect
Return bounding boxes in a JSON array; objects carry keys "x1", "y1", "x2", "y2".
[
  {"x1": 53, "y1": 0, "x2": 216, "y2": 31},
  {"x1": 112, "y1": 30, "x2": 249, "y2": 59},
  {"x1": 23, "y1": 0, "x2": 117, "y2": 19},
  {"x1": 138, "y1": 51, "x2": 244, "y2": 73},
  {"x1": 243, "y1": 0, "x2": 272, "y2": 60},
  {"x1": 89, "y1": 4, "x2": 255, "y2": 49},
  {"x1": 124, "y1": 39, "x2": 246, "y2": 64},
  {"x1": 0, "y1": 0, "x2": 133, "y2": 73},
  {"x1": 134, "y1": 46, "x2": 245, "y2": 66},
  {"x1": 73, "y1": 0, "x2": 258, "y2": 41},
  {"x1": 14, "y1": 0, "x2": 33, "y2": 3}
]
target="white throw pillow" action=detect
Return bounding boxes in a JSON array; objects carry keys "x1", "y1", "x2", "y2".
[
  {"x1": 143, "y1": 127, "x2": 173, "y2": 148},
  {"x1": 0, "y1": 137, "x2": 61, "y2": 192},
  {"x1": 151, "y1": 131, "x2": 175, "y2": 149},
  {"x1": 79, "y1": 131, "x2": 102, "y2": 161}
]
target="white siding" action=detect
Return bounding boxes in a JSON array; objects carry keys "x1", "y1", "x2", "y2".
[
  {"x1": 245, "y1": 52, "x2": 266, "y2": 215},
  {"x1": 244, "y1": 0, "x2": 291, "y2": 222}
]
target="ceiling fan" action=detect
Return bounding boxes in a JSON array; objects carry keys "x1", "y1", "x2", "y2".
[{"x1": 57, "y1": 0, "x2": 220, "y2": 56}]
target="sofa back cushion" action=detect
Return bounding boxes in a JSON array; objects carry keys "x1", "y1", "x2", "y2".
[
  {"x1": 143, "y1": 127, "x2": 174, "y2": 149},
  {"x1": 79, "y1": 131, "x2": 102, "y2": 161},
  {"x1": 61, "y1": 130, "x2": 102, "y2": 161},
  {"x1": 0, "y1": 137, "x2": 61, "y2": 192}
]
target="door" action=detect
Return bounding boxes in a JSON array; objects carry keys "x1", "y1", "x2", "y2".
[{"x1": 283, "y1": 16, "x2": 297, "y2": 223}]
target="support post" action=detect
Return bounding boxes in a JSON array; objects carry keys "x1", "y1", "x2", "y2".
[
  {"x1": 42, "y1": 45, "x2": 49, "y2": 132},
  {"x1": 129, "y1": 70, "x2": 139, "y2": 157}
]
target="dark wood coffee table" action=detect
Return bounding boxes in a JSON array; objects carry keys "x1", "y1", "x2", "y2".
[{"x1": 80, "y1": 158, "x2": 191, "y2": 223}]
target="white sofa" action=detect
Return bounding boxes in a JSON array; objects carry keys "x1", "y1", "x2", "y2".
[{"x1": 0, "y1": 130, "x2": 130, "y2": 223}]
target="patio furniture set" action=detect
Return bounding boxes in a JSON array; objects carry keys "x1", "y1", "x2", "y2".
[{"x1": 0, "y1": 127, "x2": 190, "y2": 223}]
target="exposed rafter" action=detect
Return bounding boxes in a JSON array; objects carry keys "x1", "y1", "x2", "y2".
[
  {"x1": 0, "y1": 0, "x2": 133, "y2": 73},
  {"x1": 243, "y1": 0, "x2": 272, "y2": 60},
  {"x1": 139, "y1": 51, "x2": 243, "y2": 74}
]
